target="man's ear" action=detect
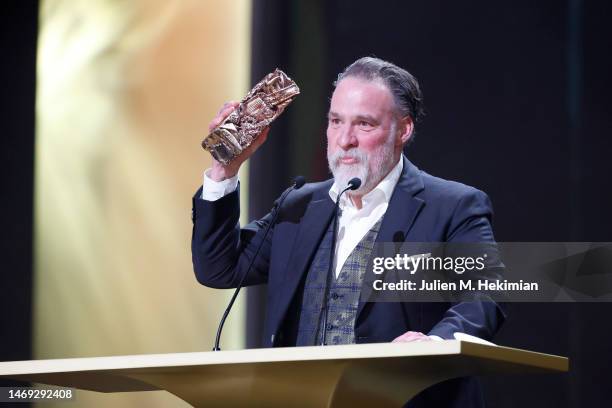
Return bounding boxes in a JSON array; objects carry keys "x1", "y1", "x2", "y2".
[{"x1": 397, "y1": 116, "x2": 414, "y2": 146}]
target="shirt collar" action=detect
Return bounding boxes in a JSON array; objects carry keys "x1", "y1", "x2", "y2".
[{"x1": 328, "y1": 156, "x2": 404, "y2": 209}]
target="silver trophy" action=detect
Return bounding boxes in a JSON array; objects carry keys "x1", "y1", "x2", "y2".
[{"x1": 202, "y1": 69, "x2": 300, "y2": 165}]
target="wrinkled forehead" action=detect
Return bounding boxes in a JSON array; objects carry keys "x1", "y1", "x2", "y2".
[{"x1": 329, "y1": 76, "x2": 396, "y2": 117}]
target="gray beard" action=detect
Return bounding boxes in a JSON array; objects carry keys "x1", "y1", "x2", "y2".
[
  {"x1": 327, "y1": 130, "x2": 397, "y2": 195},
  {"x1": 328, "y1": 148, "x2": 369, "y2": 193}
]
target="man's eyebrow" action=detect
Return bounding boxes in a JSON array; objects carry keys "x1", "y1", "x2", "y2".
[
  {"x1": 327, "y1": 111, "x2": 340, "y2": 118},
  {"x1": 355, "y1": 114, "x2": 379, "y2": 123}
]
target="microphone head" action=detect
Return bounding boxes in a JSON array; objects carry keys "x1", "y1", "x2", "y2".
[
  {"x1": 348, "y1": 177, "x2": 362, "y2": 190},
  {"x1": 293, "y1": 176, "x2": 306, "y2": 189}
]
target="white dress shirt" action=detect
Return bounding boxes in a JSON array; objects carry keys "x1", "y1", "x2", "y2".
[
  {"x1": 328, "y1": 159, "x2": 403, "y2": 278},
  {"x1": 201, "y1": 169, "x2": 238, "y2": 201}
]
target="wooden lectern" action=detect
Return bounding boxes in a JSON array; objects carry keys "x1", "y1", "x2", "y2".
[{"x1": 0, "y1": 340, "x2": 567, "y2": 407}]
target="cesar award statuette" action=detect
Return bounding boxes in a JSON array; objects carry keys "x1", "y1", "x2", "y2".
[{"x1": 202, "y1": 69, "x2": 300, "y2": 165}]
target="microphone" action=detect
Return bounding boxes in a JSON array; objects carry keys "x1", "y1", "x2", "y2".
[
  {"x1": 320, "y1": 177, "x2": 362, "y2": 346},
  {"x1": 213, "y1": 176, "x2": 306, "y2": 351},
  {"x1": 347, "y1": 177, "x2": 361, "y2": 191},
  {"x1": 294, "y1": 175, "x2": 306, "y2": 189}
]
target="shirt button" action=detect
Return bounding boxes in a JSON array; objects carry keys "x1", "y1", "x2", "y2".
[
  {"x1": 326, "y1": 324, "x2": 334, "y2": 331},
  {"x1": 331, "y1": 292, "x2": 339, "y2": 300}
]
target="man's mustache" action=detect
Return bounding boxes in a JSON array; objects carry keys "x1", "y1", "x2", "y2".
[{"x1": 329, "y1": 149, "x2": 367, "y2": 166}]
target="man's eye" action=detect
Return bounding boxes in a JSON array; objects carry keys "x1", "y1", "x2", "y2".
[
  {"x1": 358, "y1": 121, "x2": 372, "y2": 127},
  {"x1": 329, "y1": 118, "x2": 341, "y2": 125}
]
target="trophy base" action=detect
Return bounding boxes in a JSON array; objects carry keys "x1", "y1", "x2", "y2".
[{"x1": 202, "y1": 127, "x2": 244, "y2": 165}]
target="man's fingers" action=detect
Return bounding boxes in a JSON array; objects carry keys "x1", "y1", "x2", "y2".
[
  {"x1": 392, "y1": 334, "x2": 417, "y2": 343},
  {"x1": 205, "y1": 103, "x2": 269, "y2": 173},
  {"x1": 209, "y1": 102, "x2": 240, "y2": 132},
  {"x1": 392, "y1": 331, "x2": 431, "y2": 343},
  {"x1": 218, "y1": 101, "x2": 239, "y2": 115}
]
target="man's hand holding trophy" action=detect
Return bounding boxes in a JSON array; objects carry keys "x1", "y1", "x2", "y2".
[{"x1": 202, "y1": 69, "x2": 300, "y2": 181}]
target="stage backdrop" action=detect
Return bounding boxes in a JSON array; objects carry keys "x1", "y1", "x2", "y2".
[{"x1": 34, "y1": 0, "x2": 251, "y2": 406}]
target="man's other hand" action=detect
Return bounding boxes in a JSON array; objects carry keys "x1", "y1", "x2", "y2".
[
  {"x1": 207, "y1": 101, "x2": 270, "y2": 182},
  {"x1": 392, "y1": 331, "x2": 435, "y2": 343}
]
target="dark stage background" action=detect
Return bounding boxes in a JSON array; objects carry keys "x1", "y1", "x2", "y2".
[
  {"x1": 3, "y1": 0, "x2": 612, "y2": 407},
  {"x1": 1, "y1": 0, "x2": 37, "y2": 400},
  {"x1": 1, "y1": 3, "x2": 37, "y2": 408},
  {"x1": 247, "y1": 0, "x2": 612, "y2": 407}
]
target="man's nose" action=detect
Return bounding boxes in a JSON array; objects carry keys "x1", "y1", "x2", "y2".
[{"x1": 337, "y1": 125, "x2": 357, "y2": 149}]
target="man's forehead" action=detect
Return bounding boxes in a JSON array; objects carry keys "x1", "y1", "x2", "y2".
[{"x1": 329, "y1": 77, "x2": 394, "y2": 115}]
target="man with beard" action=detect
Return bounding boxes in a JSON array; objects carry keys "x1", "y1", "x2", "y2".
[{"x1": 191, "y1": 57, "x2": 505, "y2": 407}]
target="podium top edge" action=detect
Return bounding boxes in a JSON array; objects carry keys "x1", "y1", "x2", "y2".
[
  {"x1": 459, "y1": 340, "x2": 569, "y2": 372},
  {"x1": 0, "y1": 340, "x2": 567, "y2": 376}
]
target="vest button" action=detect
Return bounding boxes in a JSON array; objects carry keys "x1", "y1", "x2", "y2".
[
  {"x1": 331, "y1": 292, "x2": 339, "y2": 300},
  {"x1": 326, "y1": 324, "x2": 334, "y2": 330}
]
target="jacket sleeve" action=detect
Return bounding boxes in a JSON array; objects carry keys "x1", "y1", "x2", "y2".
[
  {"x1": 191, "y1": 185, "x2": 273, "y2": 289},
  {"x1": 427, "y1": 188, "x2": 507, "y2": 340}
]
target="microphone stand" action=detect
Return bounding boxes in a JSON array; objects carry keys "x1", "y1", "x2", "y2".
[{"x1": 213, "y1": 176, "x2": 305, "y2": 351}]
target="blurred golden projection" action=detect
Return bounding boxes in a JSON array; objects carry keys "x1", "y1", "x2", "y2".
[{"x1": 35, "y1": 0, "x2": 251, "y2": 406}]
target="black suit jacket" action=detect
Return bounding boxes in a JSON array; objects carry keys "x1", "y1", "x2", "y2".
[{"x1": 191, "y1": 156, "x2": 505, "y2": 407}]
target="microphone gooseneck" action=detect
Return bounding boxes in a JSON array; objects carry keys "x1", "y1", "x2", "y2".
[
  {"x1": 213, "y1": 176, "x2": 306, "y2": 351},
  {"x1": 320, "y1": 177, "x2": 362, "y2": 346}
]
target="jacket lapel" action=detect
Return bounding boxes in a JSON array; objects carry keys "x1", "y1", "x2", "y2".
[
  {"x1": 375, "y1": 157, "x2": 425, "y2": 242},
  {"x1": 357, "y1": 157, "x2": 426, "y2": 320}
]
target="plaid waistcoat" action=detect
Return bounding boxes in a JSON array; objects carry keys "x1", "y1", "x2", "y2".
[{"x1": 296, "y1": 215, "x2": 383, "y2": 346}]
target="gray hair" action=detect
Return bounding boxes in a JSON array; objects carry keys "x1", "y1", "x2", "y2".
[{"x1": 335, "y1": 57, "x2": 424, "y2": 124}]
